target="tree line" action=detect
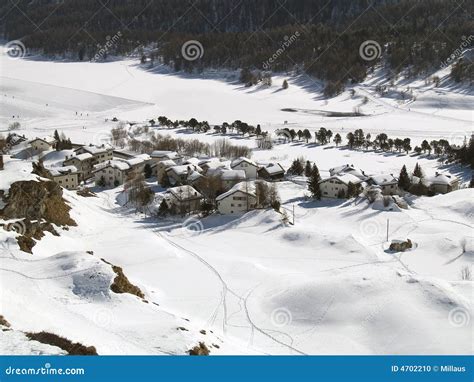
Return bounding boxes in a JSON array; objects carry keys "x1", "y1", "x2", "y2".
[{"x1": 2, "y1": 0, "x2": 472, "y2": 88}]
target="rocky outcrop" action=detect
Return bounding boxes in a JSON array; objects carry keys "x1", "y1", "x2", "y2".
[
  {"x1": 0, "y1": 180, "x2": 76, "y2": 253},
  {"x1": 101, "y1": 258, "x2": 145, "y2": 299},
  {"x1": 389, "y1": 239, "x2": 413, "y2": 252}
]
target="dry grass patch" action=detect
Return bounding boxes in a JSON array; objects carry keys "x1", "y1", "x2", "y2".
[{"x1": 26, "y1": 331, "x2": 97, "y2": 355}]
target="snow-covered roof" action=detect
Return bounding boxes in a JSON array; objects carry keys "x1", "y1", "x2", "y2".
[
  {"x1": 167, "y1": 185, "x2": 202, "y2": 201},
  {"x1": 157, "y1": 159, "x2": 176, "y2": 168},
  {"x1": 77, "y1": 144, "x2": 112, "y2": 155},
  {"x1": 329, "y1": 164, "x2": 366, "y2": 180},
  {"x1": 201, "y1": 159, "x2": 228, "y2": 170},
  {"x1": 320, "y1": 173, "x2": 365, "y2": 185},
  {"x1": 166, "y1": 164, "x2": 202, "y2": 176},
  {"x1": 207, "y1": 168, "x2": 245, "y2": 180},
  {"x1": 151, "y1": 150, "x2": 181, "y2": 160},
  {"x1": 187, "y1": 171, "x2": 203, "y2": 183},
  {"x1": 184, "y1": 157, "x2": 200, "y2": 166},
  {"x1": 48, "y1": 166, "x2": 78, "y2": 176},
  {"x1": 216, "y1": 181, "x2": 257, "y2": 201},
  {"x1": 259, "y1": 163, "x2": 285, "y2": 175},
  {"x1": 370, "y1": 174, "x2": 398, "y2": 186},
  {"x1": 424, "y1": 173, "x2": 458, "y2": 186},
  {"x1": 30, "y1": 136, "x2": 56, "y2": 145},
  {"x1": 125, "y1": 155, "x2": 149, "y2": 167},
  {"x1": 93, "y1": 160, "x2": 130, "y2": 172},
  {"x1": 231, "y1": 157, "x2": 257, "y2": 168},
  {"x1": 65, "y1": 153, "x2": 93, "y2": 162}
]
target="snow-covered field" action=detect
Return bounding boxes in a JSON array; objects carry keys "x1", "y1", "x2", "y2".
[{"x1": 0, "y1": 48, "x2": 472, "y2": 355}]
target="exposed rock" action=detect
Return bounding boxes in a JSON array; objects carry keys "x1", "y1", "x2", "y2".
[
  {"x1": 188, "y1": 342, "x2": 210, "y2": 355},
  {"x1": 1, "y1": 180, "x2": 76, "y2": 227},
  {"x1": 101, "y1": 258, "x2": 145, "y2": 299},
  {"x1": 0, "y1": 315, "x2": 11, "y2": 328},
  {"x1": 389, "y1": 239, "x2": 413, "y2": 252},
  {"x1": 0, "y1": 180, "x2": 76, "y2": 252}
]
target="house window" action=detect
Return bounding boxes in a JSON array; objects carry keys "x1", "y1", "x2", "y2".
[{"x1": 231, "y1": 203, "x2": 234, "y2": 207}]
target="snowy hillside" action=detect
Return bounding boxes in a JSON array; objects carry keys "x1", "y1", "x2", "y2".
[{"x1": 0, "y1": 48, "x2": 472, "y2": 355}]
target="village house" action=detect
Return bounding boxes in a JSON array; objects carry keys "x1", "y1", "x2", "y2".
[
  {"x1": 92, "y1": 160, "x2": 131, "y2": 187},
  {"x1": 368, "y1": 174, "x2": 399, "y2": 195},
  {"x1": 125, "y1": 154, "x2": 152, "y2": 174},
  {"x1": 29, "y1": 137, "x2": 56, "y2": 152},
  {"x1": 329, "y1": 164, "x2": 367, "y2": 181},
  {"x1": 47, "y1": 166, "x2": 79, "y2": 190},
  {"x1": 150, "y1": 150, "x2": 183, "y2": 165},
  {"x1": 257, "y1": 163, "x2": 285, "y2": 181},
  {"x1": 63, "y1": 153, "x2": 94, "y2": 181},
  {"x1": 319, "y1": 173, "x2": 366, "y2": 198},
  {"x1": 75, "y1": 144, "x2": 113, "y2": 165},
  {"x1": 156, "y1": 159, "x2": 177, "y2": 180},
  {"x1": 6, "y1": 133, "x2": 27, "y2": 147},
  {"x1": 199, "y1": 158, "x2": 228, "y2": 174},
  {"x1": 216, "y1": 181, "x2": 257, "y2": 214},
  {"x1": 230, "y1": 157, "x2": 258, "y2": 179},
  {"x1": 207, "y1": 168, "x2": 246, "y2": 190},
  {"x1": 165, "y1": 185, "x2": 203, "y2": 214},
  {"x1": 165, "y1": 164, "x2": 203, "y2": 185},
  {"x1": 424, "y1": 172, "x2": 459, "y2": 194}
]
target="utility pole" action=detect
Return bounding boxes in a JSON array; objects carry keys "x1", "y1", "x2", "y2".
[
  {"x1": 386, "y1": 219, "x2": 389, "y2": 242},
  {"x1": 293, "y1": 204, "x2": 295, "y2": 225}
]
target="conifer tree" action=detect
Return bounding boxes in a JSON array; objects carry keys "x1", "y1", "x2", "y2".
[
  {"x1": 308, "y1": 164, "x2": 322, "y2": 200},
  {"x1": 398, "y1": 165, "x2": 411, "y2": 191}
]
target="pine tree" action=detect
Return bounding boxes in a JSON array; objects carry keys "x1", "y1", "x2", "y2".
[
  {"x1": 288, "y1": 158, "x2": 304, "y2": 176},
  {"x1": 158, "y1": 199, "x2": 170, "y2": 216},
  {"x1": 144, "y1": 163, "x2": 153, "y2": 178},
  {"x1": 308, "y1": 164, "x2": 321, "y2": 200},
  {"x1": 282, "y1": 79, "x2": 289, "y2": 89},
  {"x1": 334, "y1": 133, "x2": 342, "y2": 146},
  {"x1": 398, "y1": 165, "x2": 411, "y2": 191},
  {"x1": 413, "y1": 163, "x2": 423, "y2": 178},
  {"x1": 304, "y1": 161, "x2": 312, "y2": 177}
]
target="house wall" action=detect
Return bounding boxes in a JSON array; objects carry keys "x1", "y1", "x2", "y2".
[
  {"x1": 232, "y1": 162, "x2": 257, "y2": 179},
  {"x1": 217, "y1": 191, "x2": 257, "y2": 214},
  {"x1": 94, "y1": 166, "x2": 126, "y2": 187},
  {"x1": 320, "y1": 179, "x2": 348, "y2": 198},
  {"x1": 380, "y1": 183, "x2": 399, "y2": 195},
  {"x1": 64, "y1": 158, "x2": 93, "y2": 181},
  {"x1": 222, "y1": 178, "x2": 244, "y2": 191},
  {"x1": 53, "y1": 173, "x2": 79, "y2": 190},
  {"x1": 31, "y1": 140, "x2": 52, "y2": 152},
  {"x1": 168, "y1": 196, "x2": 202, "y2": 214}
]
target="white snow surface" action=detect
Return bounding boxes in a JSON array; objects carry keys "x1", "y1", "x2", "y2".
[{"x1": 0, "y1": 50, "x2": 472, "y2": 355}]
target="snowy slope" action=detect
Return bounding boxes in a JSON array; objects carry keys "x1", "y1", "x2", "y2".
[{"x1": 0, "y1": 49, "x2": 472, "y2": 355}]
